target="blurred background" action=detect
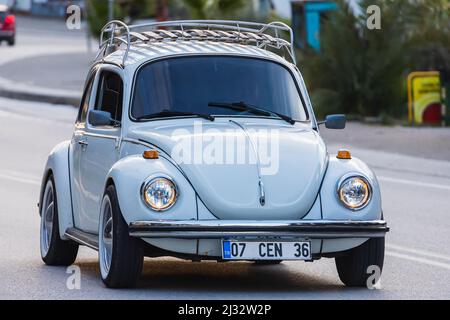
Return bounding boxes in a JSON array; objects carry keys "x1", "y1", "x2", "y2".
[{"x1": 1, "y1": 0, "x2": 449, "y2": 124}]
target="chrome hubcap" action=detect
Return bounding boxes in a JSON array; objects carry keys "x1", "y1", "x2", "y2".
[
  {"x1": 99, "y1": 196, "x2": 113, "y2": 277},
  {"x1": 40, "y1": 181, "x2": 54, "y2": 256}
]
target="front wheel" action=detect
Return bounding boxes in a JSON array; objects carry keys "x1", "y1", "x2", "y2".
[
  {"x1": 98, "y1": 184, "x2": 143, "y2": 288},
  {"x1": 335, "y1": 237, "x2": 385, "y2": 287},
  {"x1": 40, "y1": 176, "x2": 78, "y2": 266}
]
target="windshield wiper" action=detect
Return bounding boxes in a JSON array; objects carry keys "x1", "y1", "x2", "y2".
[
  {"x1": 136, "y1": 109, "x2": 215, "y2": 122},
  {"x1": 208, "y1": 101, "x2": 295, "y2": 125}
]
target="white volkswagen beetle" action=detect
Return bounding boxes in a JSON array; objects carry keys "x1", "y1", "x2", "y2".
[{"x1": 39, "y1": 20, "x2": 388, "y2": 288}]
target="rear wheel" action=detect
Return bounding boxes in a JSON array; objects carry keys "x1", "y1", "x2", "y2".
[
  {"x1": 335, "y1": 238, "x2": 385, "y2": 287},
  {"x1": 99, "y1": 184, "x2": 143, "y2": 288},
  {"x1": 7, "y1": 37, "x2": 15, "y2": 46},
  {"x1": 40, "y1": 176, "x2": 78, "y2": 266}
]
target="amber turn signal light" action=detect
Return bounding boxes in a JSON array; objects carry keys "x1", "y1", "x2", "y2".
[
  {"x1": 337, "y1": 149, "x2": 351, "y2": 160},
  {"x1": 143, "y1": 150, "x2": 159, "y2": 159}
]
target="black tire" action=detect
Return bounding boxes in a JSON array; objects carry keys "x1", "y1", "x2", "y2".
[
  {"x1": 100, "y1": 184, "x2": 143, "y2": 288},
  {"x1": 7, "y1": 38, "x2": 15, "y2": 46},
  {"x1": 335, "y1": 237, "x2": 385, "y2": 287},
  {"x1": 253, "y1": 260, "x2": 283, "y2": 265},
  {"x1": 40, "y1": 176, "x2": 79, "y2": 266}
]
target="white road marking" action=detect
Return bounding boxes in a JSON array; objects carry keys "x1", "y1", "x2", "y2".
[
  {"x1": 386, "y1": 250, "x2": 450, "y2": 271},
  {"x1": 378, "y1": 176, "x2": 450, "y2": 191},
  {"x1": 387, "y1": 244, "x2": 450, "y2": 262},
  {"x1": 0, "y1": 172, "x2": 40, "y2": 186}
]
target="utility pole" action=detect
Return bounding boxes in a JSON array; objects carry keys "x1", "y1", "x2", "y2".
[{"x1": 108, "y1": 0, "x2": 114, "y2": 21}]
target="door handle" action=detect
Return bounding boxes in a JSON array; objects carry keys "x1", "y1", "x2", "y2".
[{"x1": 78, "y1": 140, "x2": 89, "y2": 147}]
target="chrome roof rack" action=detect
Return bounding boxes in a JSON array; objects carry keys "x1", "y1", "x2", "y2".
[{"x1": 96, "y1": 20, "x2": 296, "y2": 67}]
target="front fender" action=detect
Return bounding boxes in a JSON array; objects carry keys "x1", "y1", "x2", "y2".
[
  {"x1": 320, "y1": 155, "x2": 382, "y2": 221},
  {"x1": 39, "y1": 140, "x2": 74, "y2": 240},
  {"x1": 107, "y1": 155, "x2": 197, "y2": 225}
]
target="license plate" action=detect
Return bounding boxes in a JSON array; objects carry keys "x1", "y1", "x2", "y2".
[{"x1": 222, "y1": 240, "x2": 311, "y2": 260}]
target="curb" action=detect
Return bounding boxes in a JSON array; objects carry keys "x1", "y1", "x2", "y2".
[{"x1": 0, "y1": 76, "x2": 80, "y2": 107}]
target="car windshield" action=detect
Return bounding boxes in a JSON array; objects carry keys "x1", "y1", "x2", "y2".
[{"x1": 131, "y1": 56, "x2": 308, "y2": 121}]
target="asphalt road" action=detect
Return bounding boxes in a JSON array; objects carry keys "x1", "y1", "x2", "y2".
[
  {"x1": 0, "y1": 97, "x2": 449, "y2": 300},
  {"x1": 0, "y1": 15, "x2": 94, "y2": 93},
  {"x1": 0, "y1": 16, "x2": 449, "y2": 300}
]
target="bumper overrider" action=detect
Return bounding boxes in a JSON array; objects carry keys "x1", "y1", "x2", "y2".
[{"x1": 129, "y1": 220, "x2": 389, "y2": 239}]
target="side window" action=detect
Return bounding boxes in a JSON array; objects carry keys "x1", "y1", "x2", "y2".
[
  {"x1": 94, "y1": 71, "x2": 123, "y2": 124},
  {"x1": 77, "y1": 76, "x2": 94, "y2": 124}
]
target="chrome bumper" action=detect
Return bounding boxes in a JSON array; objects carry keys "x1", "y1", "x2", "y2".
[{"x1": 129, "y1": 220, "x2": 389, "y2": 239}]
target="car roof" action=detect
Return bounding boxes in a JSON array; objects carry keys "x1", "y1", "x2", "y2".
[{"x1": 102, "y1": 40, "x2": 290, "y2": 69}]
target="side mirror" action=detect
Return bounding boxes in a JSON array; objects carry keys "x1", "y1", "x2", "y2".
[
  {"x1": 88, "y1": 110, "x2": 114, "y2": 127},
  {"x1": 319, "y1": 114, "x2": 346, "y2": 129}
]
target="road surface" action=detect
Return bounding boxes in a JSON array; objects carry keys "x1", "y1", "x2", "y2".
[{"x1": 0, "y1": 97, "x2": 449, "y2": 299}]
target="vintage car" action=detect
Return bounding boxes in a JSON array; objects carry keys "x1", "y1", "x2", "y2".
[{"x1": 39, "y1": 20, "x2": 389, "y2": 288}]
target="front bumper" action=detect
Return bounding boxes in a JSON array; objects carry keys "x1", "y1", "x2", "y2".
[{"x1": 129, "y1": 220, "x2": 389, "y2": 239}]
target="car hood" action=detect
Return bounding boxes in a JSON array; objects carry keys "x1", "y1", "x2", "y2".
[{"x1": 130, "y1": 118, "x2": 327, "y2": 220}]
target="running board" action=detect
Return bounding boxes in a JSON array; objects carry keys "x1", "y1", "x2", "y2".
[{"x1": 65, "y1": 228, "x2": 99, "y2": 251}]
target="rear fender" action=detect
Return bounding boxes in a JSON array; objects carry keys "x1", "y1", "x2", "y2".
[{"x1": 39, "y1": 141, "x2": 74, "y2": 240}]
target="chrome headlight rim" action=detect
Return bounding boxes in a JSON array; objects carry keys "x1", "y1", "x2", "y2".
[
  {"x1": 336, "y1": 174, "x2": 372, "y2": 211},
  {"x1": 141, "y1": 175, "x2": 179, "y2": 212}
]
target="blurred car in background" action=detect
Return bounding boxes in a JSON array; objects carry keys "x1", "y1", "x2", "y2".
[{"x1": 0, "y1": 4, "x2": 15, "y2": 46}]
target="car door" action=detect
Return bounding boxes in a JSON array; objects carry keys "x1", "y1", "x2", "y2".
[
  {"x1": 71, "y1": 70, "x2": 96, "y2": 229},
  {"x1": 78, "y1": 66, "x2": 124, "y2": 233}
]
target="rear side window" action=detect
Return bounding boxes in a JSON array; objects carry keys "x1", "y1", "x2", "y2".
[{"x1": 95, "y1": 71, "x2": 123, "y2": 122}]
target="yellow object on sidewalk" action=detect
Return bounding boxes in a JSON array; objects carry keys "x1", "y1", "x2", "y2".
[{"x1": 407, "y1": 71, "x2": 442, "y2": 125}]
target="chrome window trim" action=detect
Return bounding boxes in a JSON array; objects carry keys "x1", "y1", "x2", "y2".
[{"x1": 83, "y1": 132, "x2": 119, "y2": 140}]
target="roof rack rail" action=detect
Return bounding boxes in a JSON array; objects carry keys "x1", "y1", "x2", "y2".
[{"x1": 96, "y1": 20, "x2": 296, "y2": 67}]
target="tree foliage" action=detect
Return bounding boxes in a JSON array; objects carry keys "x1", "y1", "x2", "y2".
[
  {"x1": 86, "y1": 0, "x2": 158, "y2": 37},
  {"x1": 179, "y1": 0, "x2": 247, "y2": 20},
  {"x1": 299, "y1": 0, "x2": 450, "y2": 119}
]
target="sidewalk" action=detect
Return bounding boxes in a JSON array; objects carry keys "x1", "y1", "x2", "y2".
[
  {"x1": 0, "y1": 15, "x2": 94, "y2": 106},
  {"x1": 322, "y1": 122, "x2": 450, "y2": 162},
  {"x1": 0, "y1": 52, "x2": 92, "y2": 105}
]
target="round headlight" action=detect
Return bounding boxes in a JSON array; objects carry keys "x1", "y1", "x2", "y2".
[
  {"x1": 338, "y1": 176, "x2": 371, "y2": 210},
  {"x1": 142, "y1": 177, "x2": 178, "y2": 211}
]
